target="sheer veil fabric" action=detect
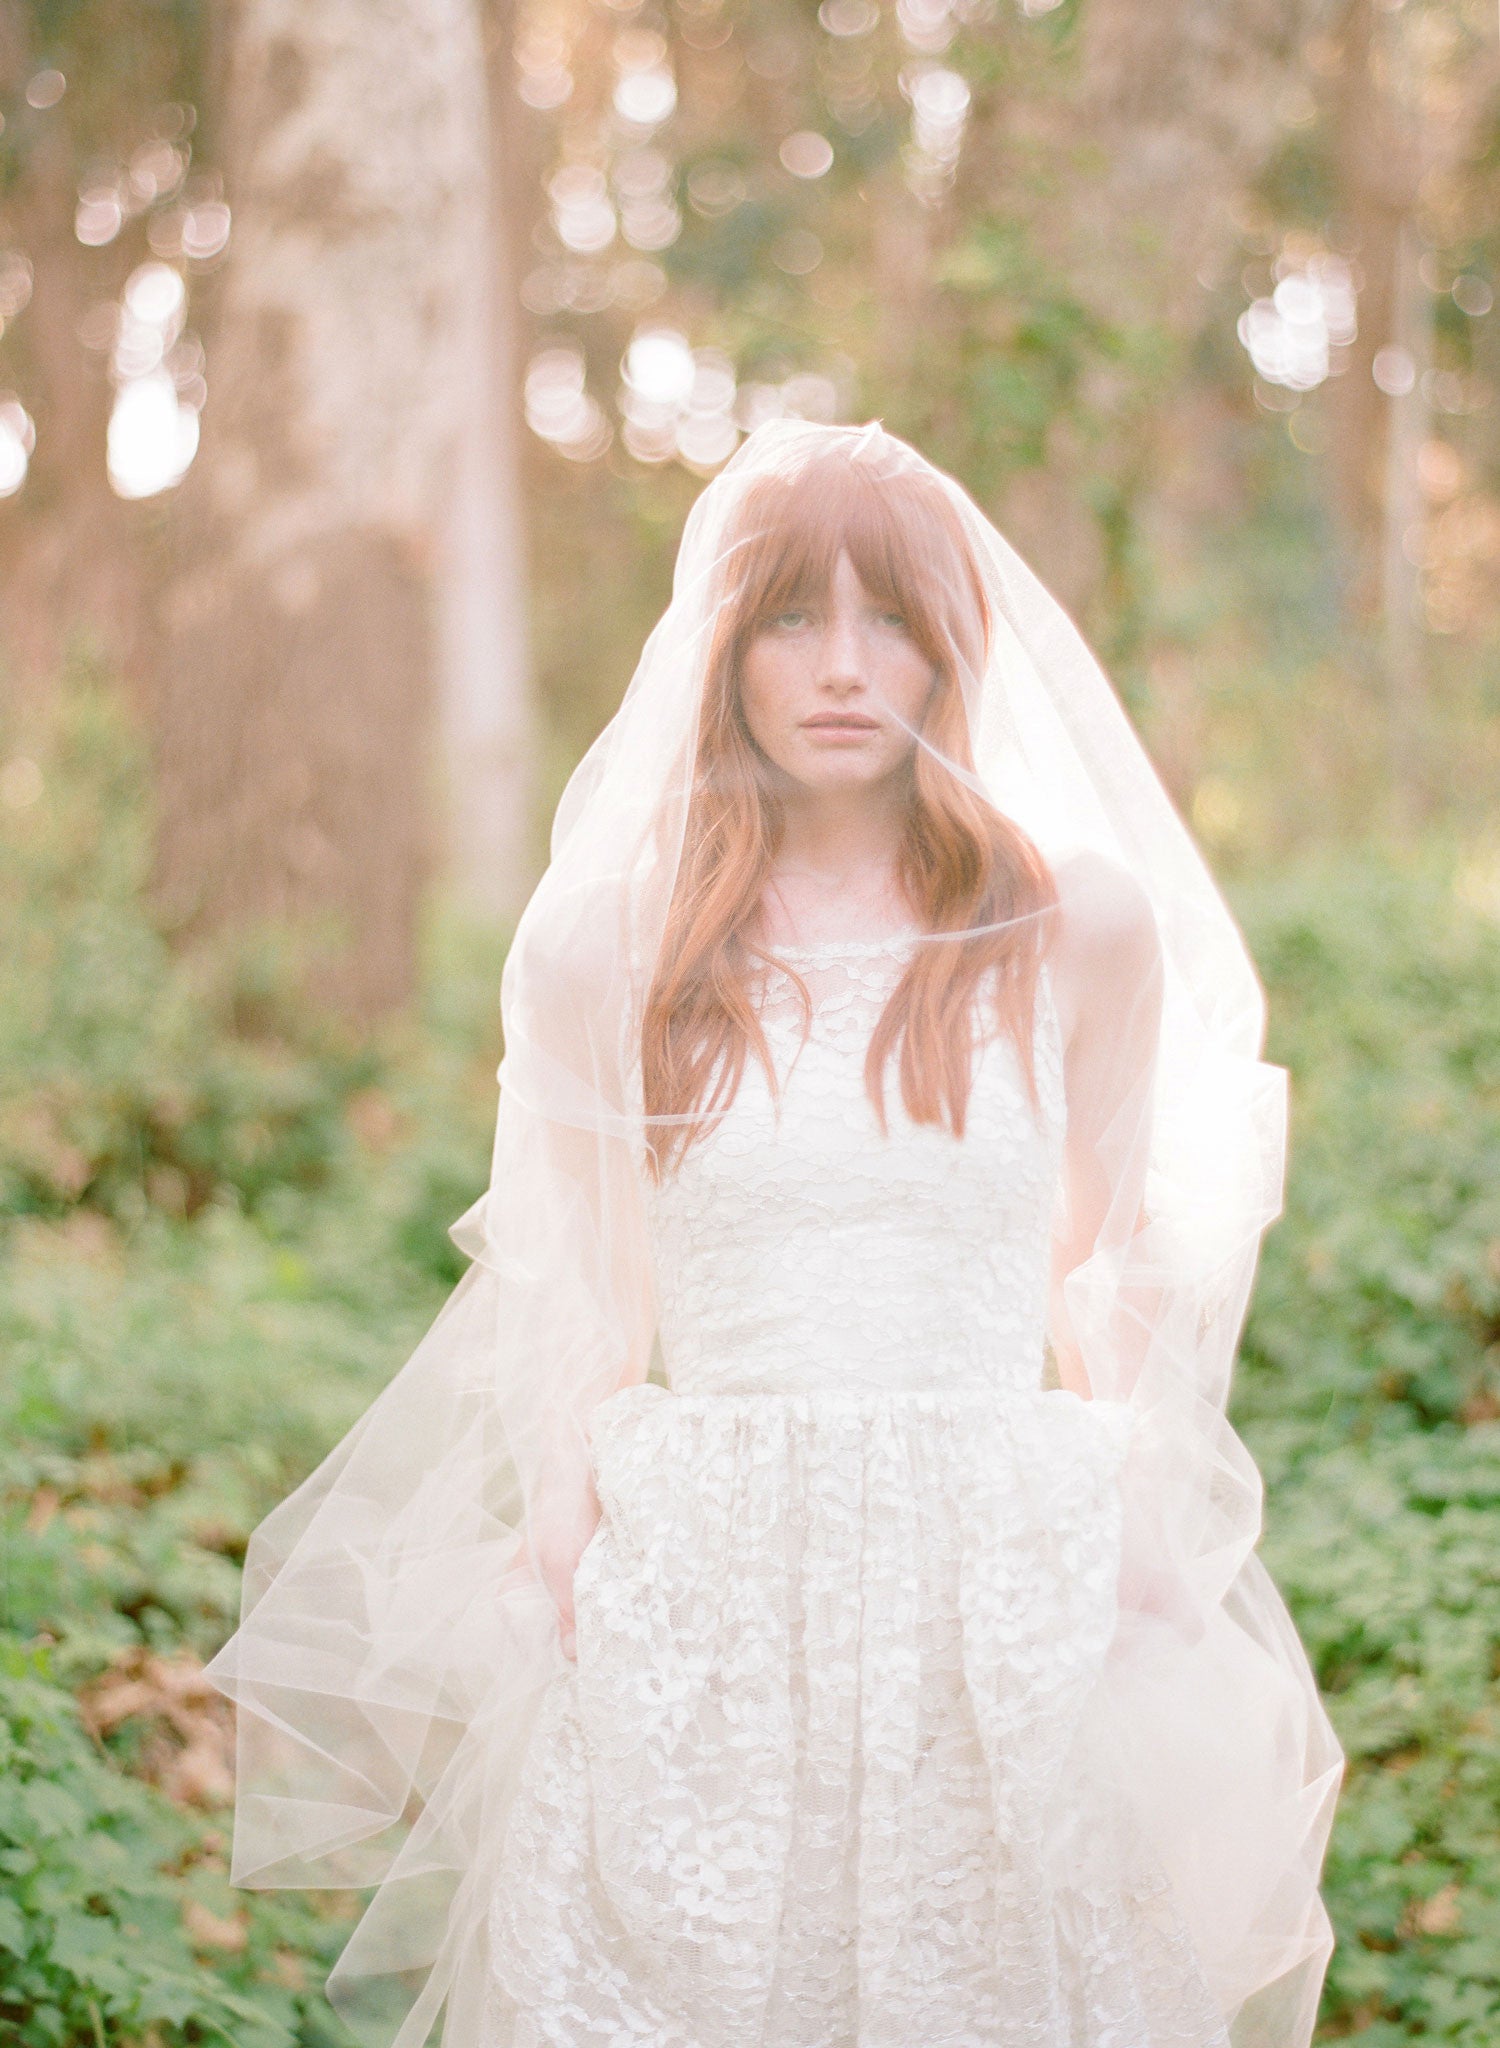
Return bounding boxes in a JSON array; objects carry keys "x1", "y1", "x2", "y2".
[{"x1": 204, "y1": 420, "x2": 1342, "y2": 2047}]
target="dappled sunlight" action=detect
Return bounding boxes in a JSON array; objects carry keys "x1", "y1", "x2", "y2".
[
  {"x1": 105, "y1": 262, "x2": 203, "y2": 499},
  {"x1": 0, "y1": 395, "x2": 34, "y2": 498},
  {"x1": 0, "y1": 3, "x2": 1498, "y2": 2042},
  {"x1": 1238, "y1": 251, "x2": 1358, "y2": 393},
  {"x1": 107, "y1": 370, "x2": 199, "y2": 500}
]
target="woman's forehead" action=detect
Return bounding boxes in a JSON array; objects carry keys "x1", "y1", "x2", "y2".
[
  {"x1": 762, "y1": 522, "x2": 902, "y2": 597},
  {"x1": 780, "y1": 545, "x2": 885, "y2": 595}
]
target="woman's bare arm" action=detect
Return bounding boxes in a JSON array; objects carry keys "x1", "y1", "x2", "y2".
[{"x1": 1046, "y1": 850, "x2": 1165, "y2": 1399}]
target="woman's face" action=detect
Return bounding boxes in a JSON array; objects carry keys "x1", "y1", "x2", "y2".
[{"x1": 738, "y1": 550, "x2": 937, "y2": 800}]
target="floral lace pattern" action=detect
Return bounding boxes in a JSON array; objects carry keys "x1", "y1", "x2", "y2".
[
  {"x1": 484, "y1": 935, "x2": 1231, "y2": 2047},
  {"x1": 644, "y1": 934, "x2": 1064, "y2": 1402}
]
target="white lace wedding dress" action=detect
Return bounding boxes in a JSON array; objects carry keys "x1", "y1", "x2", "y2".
[{"x1": 484, "y1": 932, "x2": 1232, "y2": 2048}]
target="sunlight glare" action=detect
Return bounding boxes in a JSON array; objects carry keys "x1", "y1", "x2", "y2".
[
  {"x1": 0, "y1": 396, "x2": 35, "y2": 498},
  {"x1": 1237, "y1": 252, "x2": 1356, "y2": 393},
  {"x1": 614, "y1": 69, "x2": 678, "y2": 129},
  {"x1": 107, "y1": 371, "x2": 200, "y2": 500}
]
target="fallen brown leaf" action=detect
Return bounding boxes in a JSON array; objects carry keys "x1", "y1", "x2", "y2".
[
  {"x1": 78, "y1": 1650, "x2": 235, "y2": 1809},
  {"x1": 182, "y1": 1897, "x2": 249, "y2": 1954},
  {"x1": 24, "y1": 1485, "x2": 61, "y2": 1536}
]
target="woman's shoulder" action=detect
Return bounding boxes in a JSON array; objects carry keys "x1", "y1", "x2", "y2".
[
  {"x1": 507, "y1": 871, "x2": 634, "y2": 1009},
  {"x1": 1050, "y1": 848, "x2": 1159, "y2": 964},
  {"x1": 1046, "y1": 850, "x2": 1162, "y2": 1041}
]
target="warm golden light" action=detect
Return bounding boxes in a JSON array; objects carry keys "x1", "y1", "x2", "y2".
[
  {"x1": 0, "y1": 395, "x2": 34, "y2": 498},
  {"x1": 1237, "y1": 251, "x2": 1357, "y2": 392}
]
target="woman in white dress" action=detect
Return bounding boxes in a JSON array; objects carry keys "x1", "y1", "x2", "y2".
[{"x1": 207, "y1": 422, "x2": 1343, "y2": 2048}]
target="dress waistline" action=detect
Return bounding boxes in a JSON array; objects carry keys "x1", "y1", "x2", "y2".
[{"x1": 590, "y1": 1378, "x2": 1107, "y2": 1431}]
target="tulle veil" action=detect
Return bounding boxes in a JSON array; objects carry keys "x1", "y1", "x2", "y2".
[{"x1": 204, "y1": 418, "x2": 1342, "y2": 2047}]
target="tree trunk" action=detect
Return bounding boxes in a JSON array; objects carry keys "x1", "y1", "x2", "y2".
[
  {"x1": 1324, "y1": 0, "x2": 1413, "y2": 606},
  {"x1": 152, "y1": 0, "x2": 491, "y2": 1017},
  {"x1": 435, "y1": 0, "x2": 536, "y2": 925},
  {"x1": 1324, "y1": 0, "x2": 1439, "y2": 826},
  {"x1": 1378, "y1": 217, "x2": 1430, "y2": 828}
]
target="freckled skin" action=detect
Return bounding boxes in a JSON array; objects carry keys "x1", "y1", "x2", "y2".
[{"x1": 739, "y1": 550, "x2": 936, "y2": 803}]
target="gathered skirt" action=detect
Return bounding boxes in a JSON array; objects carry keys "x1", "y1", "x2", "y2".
[{"x1": 483, "y1": 1382, "x2": 1233, "y2": 2048}]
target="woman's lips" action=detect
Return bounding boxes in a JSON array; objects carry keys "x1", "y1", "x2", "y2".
[{"x1": 802, "y1": 716, "x2": 879, "y2": 733}]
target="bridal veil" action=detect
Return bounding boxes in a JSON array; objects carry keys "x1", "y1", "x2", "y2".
[{"x1": 204, "y1": 419, "x2": 1342, "y2": 2048}]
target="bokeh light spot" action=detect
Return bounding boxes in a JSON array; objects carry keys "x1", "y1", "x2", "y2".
[
  {"x1": 0, "y1": 252, "x2": 35, "y2": 320},
  {"x1": 819, "y1": 0, "x2": 879, "y2": 34},
  {"x1": 550, "y1": 164, "x2": 617, "y2": 255},
  {"x1": 623, "y1": 327, "x2": 696, "y2": 408},
  {"x1": 0, "y1": 396, "x2": 35, "y2": 498},
  {"x1": 25, "y1": 69, "x2": 66, "y2": 110},
  {"x1": 780, "y1": 132, "x2": 834, "y2": 179},
  {"x1": 181, "y1": 203, "x2": 233, "y2": 262},
  {"x1": 1237, "y1": 252, "x2": 1355, "y2": 393},
  {"x1": 1373, "y1": 346, "x2": 1416, "y2": 399},
  {"x1": 687, "y1": 161, "x2": 747, "y2": 219},
  {"x1": 107, "y1": 371, "x2": 200, "y2": 499},
  {"x1": 898, "y1": 0, "x2": 956, "y2": 56},
  {"x1": 76, "y1": 187, "x2": 125, "y2": 247},
  {"x1": 525, "y1": 345, "x2": 612, "y2": 462},
  {"x1": 676, "y1": 411, "x2": 738, "y2": 470},
  {"x1": 771, "y1": 229, "x2": 823, "y2": 275},
  {"x1": 126, "y1": 262, "x2": 186, "y2": 328},
  {"x1": 517, "y1": 30, "x2": 574, "y2": 111},
  {"x1": 613, "y1": 69, "x2": 678, "y2": 128}
]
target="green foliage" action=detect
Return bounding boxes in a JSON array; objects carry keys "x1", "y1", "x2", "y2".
[
  {"x1": 0, "y1": 1640, "x2": 346, "y2": 2048},
  {"x1": 3, "y1": 699, "x2": 1499, "y2": 2040},
  {"x1": 1240, "y1": 853, "x2": 1500, "y2": 1444},
  {"x1": 927, "y1": 226, "x2": 1122, "y2": 496},
  {"x1": 0, "y1": 684, "x2": 380, "y2": 1230},
  {"x1": 1235, "y1": 853, "x2": 1500, "y2": 2042},
  {"x1": 0, "y1": 687, "x2": 496, "y2": 2042}
]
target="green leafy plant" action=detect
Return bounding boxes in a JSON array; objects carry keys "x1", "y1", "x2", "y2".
[
  {"x1": 3, "y1": 680, "x2": 1498, "y2": 2041},
  {"x1": 0, "y1": 1638, "x2": 350, "y2": 2048},
  {"x1": 1236, "y1": 851, "x2": 1500, "y2": 2043}
]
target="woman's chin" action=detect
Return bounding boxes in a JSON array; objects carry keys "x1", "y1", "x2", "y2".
[{"x1": 781, "y1": 750, "x2": 902, "y2": 798}]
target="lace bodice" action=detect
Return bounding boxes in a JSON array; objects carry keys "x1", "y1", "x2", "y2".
[
  {"x1": 491, "y1": 939, "x2": 1244, "y2": 2048},
  {"x1": 642, "y1": 931, "x2": 1066, "y2": 1401}
]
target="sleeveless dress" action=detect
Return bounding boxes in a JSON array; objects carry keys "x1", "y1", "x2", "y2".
[{"x1": 484, "y1": 932, "x2": 1233, "y2": 2048}]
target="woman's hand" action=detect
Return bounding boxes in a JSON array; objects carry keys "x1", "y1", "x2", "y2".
[{"x1": 528, "y1": 1474, "x2": 603, "y2": 1661}]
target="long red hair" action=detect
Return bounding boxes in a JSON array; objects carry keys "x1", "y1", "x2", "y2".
[{"x1": 641, "y1": 445, "x2": 1056, "y2": 1178}]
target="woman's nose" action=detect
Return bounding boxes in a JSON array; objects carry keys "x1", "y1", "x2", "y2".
[{"x1": 819, "y1": 609, "x2": 864, "y2": 685}]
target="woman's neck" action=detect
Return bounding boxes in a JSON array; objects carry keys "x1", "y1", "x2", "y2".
[
  {"x1": 761, "y1": 788, "x2": 916, "y2": 943},
  {"x1": 772, "y1": 783, "x2": 906, "y2": 886}
]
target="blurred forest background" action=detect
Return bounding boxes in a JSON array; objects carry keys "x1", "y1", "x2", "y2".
[{"x1": 1, "y1": 0, "x2": 1498, "y2": 2042}]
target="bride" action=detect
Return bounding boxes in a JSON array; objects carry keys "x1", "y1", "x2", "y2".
[{"x1": 207, "y1": 421, "x2": 1342, "y2": 2048}]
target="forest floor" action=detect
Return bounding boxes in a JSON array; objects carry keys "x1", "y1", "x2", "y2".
[{"x1": 2, "y1": 692, "x2": 1499, "y2": 2045}]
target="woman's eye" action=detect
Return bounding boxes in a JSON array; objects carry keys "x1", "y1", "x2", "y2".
[
  {"x1": 772, "y1": 610, "x2": 810, "y2": 630},
  {"x1": 880, "y1": 611, "x2": 908, "y2": 631}
]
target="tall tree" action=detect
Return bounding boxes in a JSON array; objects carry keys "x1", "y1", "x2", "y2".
[
  {"x1": 152, "y1": 0, "x2": 499, "y2": 1015},
  {"x1": 1320, "y1": 0, "x2": 1492, "y2": 822},
  {"x1": 436, "y1": 0, "x2": 536, "y2": 925}
]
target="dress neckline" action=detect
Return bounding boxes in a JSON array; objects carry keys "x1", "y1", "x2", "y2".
[
  {"x1": 752, "y1": 935, "x2": 1062, "y2": 1041},
  {"x1": 757, "y1": 926, "x2": 925, "y2": 965}
]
